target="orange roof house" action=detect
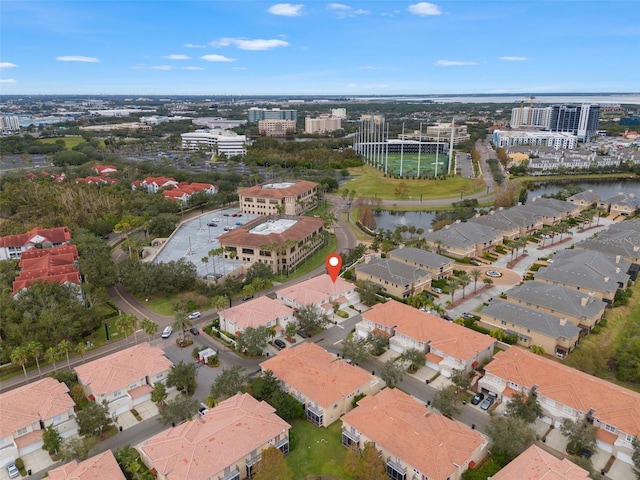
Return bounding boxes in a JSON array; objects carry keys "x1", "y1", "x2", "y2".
[
  {"x1": 491, "y1": 445, "x2": 589, "y2": 480},
  {"x1": 0, "y1": 226, "x2": 72, "y2": 260},
  {"x1": 0, "y1": 377, "x2": 78, "y2": 465},
  {"x1": 260, "y1": 343, "x2": 381, "y2": 427},
  {"x1": 275, "y1": 273, "x2": 359, "y2": 312},
  {"x1": 341, "y1": 388, "x2": 487, "y2": 480},
  {"x1": 359, "y1": 300, "x2": 495, "y2": 375},
  {"x1": 218, "y1": 296, "x2": 294, "y2": 336},
  {"x1": 479, "y1": 347, "x2": 640, "y2": 465},
  {"x1": 47, "y1": 450, "x2": 126, "y2": 480},
  {"x1": 139, "y1": 393, "x2": 291, "y2": 480},
  {"x1": 91, "y1": 165, "x2": 118, "y2": 175},
  {"x1": 11, "y1": 243, "x2": 81, "y2": 296},
  {"x1": 74, "y1": 343, "x2": 173, "y2": 415},
  {"x1": 238, "y1": 180, "x2": 318, "y2": 216}
]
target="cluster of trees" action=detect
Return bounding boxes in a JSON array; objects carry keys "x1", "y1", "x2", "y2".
[
  {"x1": 251, "y1": 370, "x2": 305, "y2": 421},
  {"x1": 117, "y1": 258, "x2": 197, "y2": 297},
  {"x1": 0, "y1": 134, "x2": 68, "y2": 155}
]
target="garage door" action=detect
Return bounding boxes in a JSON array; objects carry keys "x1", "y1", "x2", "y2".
[
  {"x1": 19, "y1": 440, "x2": 43, "y2": 456},
  {"x1": 615, "y1": 452, "x2": 633, "y2": 465}
]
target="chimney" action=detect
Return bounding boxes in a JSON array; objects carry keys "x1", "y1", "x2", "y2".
[
  {"x1": 616, "y1": 255, "x2": 621, "y2": 264},
  {"x1": 559, "y1": 318, "x2": 567, "y2": 326},
  {"x1": 616, "y1": 268, "x2": 621, "y2": 274},
  {"x1": 604, "y1": 276, "x2": 610, "y2": 283},
  {"x1": 580, "y1": 296, "x2": 588, "y2": 307}
]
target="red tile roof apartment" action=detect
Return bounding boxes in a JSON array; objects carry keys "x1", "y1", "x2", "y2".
[
  {"x1": 275, "y1": 273, "x2": 360, "y2": 312},
  {"x1": 218, "y1": 296, "x2": 295, "y2": 336},
  {"x1": 12, "y1": 244, "x2": 81, "y2": 296},
  {"x1": 479, "y1": 347, "x2": 640, "y2": 465},
  {"x1": 47, "y1": 450, "x2": 126, "y2": 480},
  {"x1": 260, "y1": 343, "x2": 381, "y2": 427},
  {"x1": 0, "y1": 226, "x2": 72, "y2": 260},
  {"x1": 139, "y1": 393, "x2": 290, "y2": 480},
  {"x1": 341, "y1": 388, "x2": 487, "y2": 480},
  {"x1": 491, "y1": 445, "x2": 589, "y2": 480}
]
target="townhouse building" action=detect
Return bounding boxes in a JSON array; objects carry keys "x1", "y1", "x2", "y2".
[
  {"x1": 387, "y1": 247, "x2": 454, "y2": 279},
  {"x1": 74, "y1": 343, "x2": 173, "y2": 416},
  {"x1": 47, "y1": 451, "x2": 125, "y2": 480},
  {"x1": 218, "y1": 296, "x2": 294, "y2": 337},
  {"x1": 421, "y1": 222, "x2": 504, "y2": 259},
  {"x1": 354, "y1": 257, "x2": 431, "y2": 299},
  {"x1": 0, "y1": 226, "x2": 72, "y2": 260},
  {"x1": 479, "y1": 348, "x2": 640, "y2": 465},
  {"x1": 341, "y1": 388, "x2": 487, "y2": 480},
  {"x1": 491, "y1": 445, "x2": 589, "y2": 480},
  {"x1": 140, "y1": 393, "x2": 291, "y2": 480},
  {"x1": 260, "y1": 343, "x2": 380, "y2": 427},
  {"x1": 275, "y1": 273, "x2": 360, "y2": 313}
]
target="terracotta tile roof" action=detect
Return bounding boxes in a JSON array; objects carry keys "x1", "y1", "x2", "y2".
[
  {"x1": 0, "y1": 377, "x2": 75, "y2": 437},
  {"x1": 342, "y1": 389, "x2": 485, "y2": 480},
  {"x1": 14, "y1": 429, "x2": 43, "y2": 448},
  {"x1": 92, "y1": 165, "x2": 118, "y2": 174},
  {"x1": 238, "y1": 180, "x2": 318, "y2": 199},
  {"x1": 363, "y1": 301, "x2": 495, "y2": 361},
  {"x1": 491, "y1": 445, "x2": 589, "y2": 480},
  {"x1": 128, "y1": 384, "x2": 153, "y2": 399},
  {"x1": 75, "y1": 343, "x2": 172, "y2": 397},
  {"x1": 260, "y1": 343, "x2": 374, "y2": 408},
  {"x1": 426, "y1": 352, "x2": 443, "y2": 364},
  {"x1": 12, "y1": 244, "x2": 81, "y2": 294},
  {"x1": 0, "y1": 226, "x2": 72, "y2": 248},
  {"x1": 485, "y1": 348, "x2": 640, "y2": 437},
  {"x1": 47, "y1": 451, "x2": 126, "y2": 480},
  {"x1": 276, "y1": 274, "x2": 354, "y2": 307},
  {"x1": 19, "y1": 244, "x2": 77, "y2": 260},
  {"x1": 13, "y1": 270, "x2": 81, "y2": 295},
  {"x1": 218, "y1": 215, "x2": 324, "y2": 248},
  {"x1": 140, "y1": 393, "x2": 290, "y2": 480},
  {"x1": 219, "y1": 296, "x2": 293, "y2": 331}
]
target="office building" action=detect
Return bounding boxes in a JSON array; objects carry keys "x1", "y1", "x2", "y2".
[
  {"x1": 180, "y1": 130, "x2": 247, "y2": 157},
  {"x1": 304, "y1": 115, "x2": 342, "y2": 133},
  {"x1": 493, "y1": 130, "x2": 578, "y2": 149},
  {"x1": 247, "y1": 107, "x2": 297, "y2": 122},
  {"x1": 549, "y1": 104, "x2": 600, "y2": 141},
  {"x1": 258, "y1": 119, "x2": 296, "y2": 137}
]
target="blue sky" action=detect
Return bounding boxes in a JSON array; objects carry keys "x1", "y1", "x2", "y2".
[{"x1": 1, "y1": 1, "x2": 638, "y2": 95}]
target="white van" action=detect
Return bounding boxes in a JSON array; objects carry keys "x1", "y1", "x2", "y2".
[{"x1": 161, "y1": 326, "x2": 173, "y2": 338}]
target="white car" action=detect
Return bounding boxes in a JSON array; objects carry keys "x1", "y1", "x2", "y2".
[
  {"x1": 161, "y1": 326, "x2": 173, "y2": 338},
  {"x1": 6, "y1": 463, "x2": 19, "y2": 479},
  {"x1": 210, "y1": 218, "x2": 221, "y2": 223},
  {"x1": 188, "y1": 311, "x2": 201, "y2": 320},
  {"x1": 432, "y1": 287, "x2": 443, "y2": 294}
]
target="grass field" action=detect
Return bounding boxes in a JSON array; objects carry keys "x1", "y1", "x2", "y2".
[
  {"x1": 378, "y1": 152, "x2": 449, "y2": 177},
  {"x1": 343, "y1": 165, "x2": 484, "y2": 200},
  {"x1": 38, "y1": 136, "x2": 87, "y2": 149},
  {"x1": 286, "y1": 419, "x2": 349, "y2": 479}
]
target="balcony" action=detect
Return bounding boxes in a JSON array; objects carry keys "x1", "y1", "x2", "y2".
[
  {"x1": 219, "y1": 468, "x2": 240, "y2": 480},
  {"x1": 386, "y1": 457, "x2": 407, "y2": 480}
]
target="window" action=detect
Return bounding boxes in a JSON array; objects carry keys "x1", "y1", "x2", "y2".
[
  {"x1": 563, "y1": 406, "x2": 573, "y2": 415},
  {"x1": 605, "y1": 424, "x2": 616, "y2": 433},
  {"x1": 17, "y1": 427, "x2": 28, "y2": 436}
]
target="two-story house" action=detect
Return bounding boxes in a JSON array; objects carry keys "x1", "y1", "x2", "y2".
[
  {"x1": 387, "y1": 247, "x2": 454, "y2": 280},
  {"x1": 0, "y1": 378, "x2": 77, "y2": 467},
  {"x1": 341, "y1": 388, "x2": 488, "y2": 480},
  {"x1": 218, "y1": 296, "x2": 294, "y2": 337},
  {"x1": 139, "y1": 393, "x2": 291, "y2": 480},
  {"x1": 354, "y1": 257, "x2": 431, "y2": 299},
  {"x1": 275, "y1": 274, "x2": 360, "y2": 313},
  {"x1": 260, "y1": 343, "x2": 381, "y2": 427},
  {"x1": 74, "y1": 343, "x2": 173, "y2": 415}
]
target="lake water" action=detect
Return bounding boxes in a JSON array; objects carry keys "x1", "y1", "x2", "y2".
[{"x1": 372, "y1": 178, "x2": 640, "y2": 231}]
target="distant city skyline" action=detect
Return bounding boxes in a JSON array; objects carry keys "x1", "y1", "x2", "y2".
[{"x1": 1, "y1": 1, "x2": 638, "y2": 96}]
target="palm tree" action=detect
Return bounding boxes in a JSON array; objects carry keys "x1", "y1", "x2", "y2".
[
  {"x1": 10, "y1": 346, "x2": 30, "y2": 382},
  {"x1": 172, "y1": 310, "x2": 193, "y2": 342},
  {"x1": 434, "y1": 239, "x2": 445, "y2": 254},
  {"x1": 58, "y1": 340, "x2": 73, "y2": 369},
  {"x1": 458, "y1": 272, "x2": 470, "y2": 298},
  {"x1": 201, "y1": 256, "x2": 210, "y2": 276},
  {"x1": 75, "y1": 342, "x2": 87, "y2": 363},
  {"x1": 470, "y1": 268, "x2": 482, "y2": 292},
  {"x1": 115, "y1": 314, "x2": 137, "y2": 344},
  {"x1": 448, "y1": 279, "x2": 460, "y2": 303},
  {"x1": 141, "y1": 318, "x2": 159, "y2": 342},
  {"x1": 27, "y1": 341, "x2": 43, "y2": 378},
  {"x1": 211, "y1": 295, "x2": 228, "y2": 311},
  {"x1": 45, "y1": 346, "x2": 61, "y2": 372}
]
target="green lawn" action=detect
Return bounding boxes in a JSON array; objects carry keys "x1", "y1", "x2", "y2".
[
  {"x1": 287, "y1": 419, "x2": 350, "y2": 479},
  {"x1": 343, "y1": 165, "x2": 483, "y2": 200},
  {"x1": 382, "y1": 152, "x2": 448, "y2": 177},
  {"x1": 38, "y1": 136, "x2": 88, "y2": 149}
]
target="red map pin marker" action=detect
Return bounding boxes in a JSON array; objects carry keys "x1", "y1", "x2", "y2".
[{"x1": 326, "y1": 253, "x2": 342, "y2": 283}]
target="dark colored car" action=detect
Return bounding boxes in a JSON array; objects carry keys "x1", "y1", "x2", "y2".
[
  {"x1": 189, "y1": 327, "x2": 200, "y2": 336},
  {"x1": 242, "y1": 295, "x2": 254, "y2": 301},
  {"x1": 441, "y1": 314, "x2": 453, "y2": 322},
  {"x1": 274, "y1": 339, "x2": 286, "y2": 350},
  {"x1": 207, "y1": 222, "x2": 217, "y2": 227},
  {"x1": 471, "y1": 393, "x2": 485, "y2": 405},
  {"x1": 297, "y1": 329, "x2": 310, "y2": 338}
]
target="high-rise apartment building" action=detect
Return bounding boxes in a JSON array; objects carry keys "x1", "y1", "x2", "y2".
[
  {"x1": 258, "y1": 119, "x2": 296, "y2": 137},
  {"x1": 304, "y1": 115, "x2": 342, "y2": 134},
  {"x1": 247, "y1": 107, "x2": 298, "y2": 122},
  {"x1": 0, "y1": 114, "x2": 20, "y2": 133},
  {"x1": 509, "y1": 107, "x2": 552, "y2": 129},
  {"x1": 549, "y1": 104, "x2": 600, "y2": 142}
]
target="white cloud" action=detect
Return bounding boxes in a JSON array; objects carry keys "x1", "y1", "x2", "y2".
[
  {"x1": 151, "y1": 65, "x2": 173, "y2": 70},
  {"x1": 164, "y1": 54, "x2": 191, "y2": 60},
  {"x1": 435, "y1": 60, "x2": 478, "y2": 66},
  {"x1": 327, "y1": 3, "x2": 369, "y2": 18},
  {"x1": 0, "y1": 62, "x2": 17, "y2": 69},
  {"x1": 232, "y1": 66, "x2": 247, "y2": 70},
  {"x1": 183, "y1": 66, "x2": 204, "y2": 70},
  {"x1": 361, "y1": 65, "x2": 374, "y2": 70},
  {"x1": 184, "y1": 43, "x2": 206, "y2": 48},
  {"x1": 408, "y1": 2, "x2": 442, "y2": 16},
  {"x1": 347, "y1": 83, "x2": 358, "y2": 87},
  {"x1": 56, "y1": 56, "x2": 99, "y2": 63},
  {"x1": 200, "y1": 54, "x2": 236, "y2": 62},
  {"x1": 499, "y1": 56, "x2": 528, "y2": 61},
  {"x1": 210, "y1": 37, "x2": 290, "y2": 51},
  {"x1": 268, "y1": 3, "x2": 304, "y2": 16},
  {"x1": 0, "y1": 78, "x2": 17, "y2": 84}
]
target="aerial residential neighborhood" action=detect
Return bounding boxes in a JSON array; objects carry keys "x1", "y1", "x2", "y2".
[{"x1": 1, "y1": 1, "x2": 640, "y2": 480}]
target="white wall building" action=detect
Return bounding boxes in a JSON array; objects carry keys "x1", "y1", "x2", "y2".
[
  {"x1": 304, "y1": 115, "x2": 342, "y2": 133},
  {"x1": 510, "y1": 107, "x2": 553, "y2": 129},
  {"x1": 493, "y1": 130, "x2": 578, "y2": 149},
  {"x1": 181, "y1": 129, "x2": 247, "y2": 157}
]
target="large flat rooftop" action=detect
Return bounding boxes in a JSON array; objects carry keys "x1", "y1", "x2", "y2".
[{"x1": 249, "y1": 218, "x2": 297, "y2": 235}]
